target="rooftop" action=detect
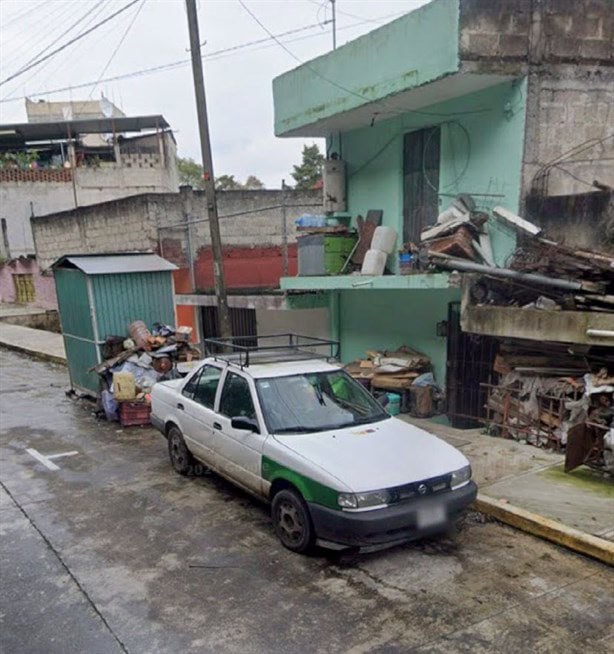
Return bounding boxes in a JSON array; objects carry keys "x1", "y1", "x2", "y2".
[{"x1": 0, "y1": 115, "x2": 170, "y2": 146}]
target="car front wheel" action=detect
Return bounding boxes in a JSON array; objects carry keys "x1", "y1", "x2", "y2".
[
  {"x1": 271, "y1": 488, "x2": 315, "y2": 554},
  {"x1": 167, "y1": 426, "x2": 195, "y2": 476}
]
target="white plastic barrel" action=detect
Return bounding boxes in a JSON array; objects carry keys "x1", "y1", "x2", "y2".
[
  {"x1": 361, "y1": 249, "x2": 387, "y2": 275},
  {"x1": 371, "y1": 226, "x2": 397, "y2": 254}
]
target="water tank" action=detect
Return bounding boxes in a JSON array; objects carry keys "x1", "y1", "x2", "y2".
[{"x1": 323, "y1": 159, "x2": 346, "y2": 213}]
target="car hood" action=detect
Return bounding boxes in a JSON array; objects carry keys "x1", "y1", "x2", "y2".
[{"x1": 273, "y1": 418, "x2": 470, "y2": 493}]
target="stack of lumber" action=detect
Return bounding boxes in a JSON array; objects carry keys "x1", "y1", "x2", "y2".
[{"x1": 345, "y1": 346, "x2": 431, "y2": 389}]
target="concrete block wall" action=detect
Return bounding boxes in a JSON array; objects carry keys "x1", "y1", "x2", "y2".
[{"x1": 32, "y1": 195, "x2": 156, "y2": 271}]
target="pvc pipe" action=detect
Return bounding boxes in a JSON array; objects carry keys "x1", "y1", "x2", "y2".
[
  {"x1": 432, "y1": 255, "x2": 583, "y2": 292},
  {"x1": 587, "y1": 329, "x2": 614, "y2": 339}
]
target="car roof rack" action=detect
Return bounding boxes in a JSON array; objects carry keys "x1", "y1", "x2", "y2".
[{"x1": 204, "y1": 333, "x2": 340, "y2": 368}]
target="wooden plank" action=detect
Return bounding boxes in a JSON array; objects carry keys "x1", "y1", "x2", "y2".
[{"x1": 493, "y1": 206, "x2": 542, "y2": 236}]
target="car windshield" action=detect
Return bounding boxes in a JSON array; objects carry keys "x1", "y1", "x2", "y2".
[{"x1": 256, "y1": 370, "x2": 389, "y2": 434}]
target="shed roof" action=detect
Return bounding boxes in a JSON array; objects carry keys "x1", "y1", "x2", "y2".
[{"x1": 52, "y1": 253, "x2": 177, "y2": 274}]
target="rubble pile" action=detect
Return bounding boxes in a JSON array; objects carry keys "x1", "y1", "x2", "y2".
[
  {"x1": 94, "y1": 321, "x2": 200, "y2": 426},
  {"x1": 483, "y1": 342, "x2": 614, "y2": 473}
]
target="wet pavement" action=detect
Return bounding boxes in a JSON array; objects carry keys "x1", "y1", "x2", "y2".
[{"x1": 1, "y1": 349, "x2": 613, "y2": 654}]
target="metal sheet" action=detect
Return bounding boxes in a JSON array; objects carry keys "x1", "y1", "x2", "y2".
[
  {"x1": 53, "y1": 253, "x2": 177, "y2": 275},
  {"x1": 92, "y1": 272, "x2": 175, "y2": 337},
  {"x1": 0, "y1": 115, "x2": 169, "y2": 142}
]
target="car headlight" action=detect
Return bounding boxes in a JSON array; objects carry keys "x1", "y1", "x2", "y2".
[
  {"x1": 450, "y1": 465, "x2": 472, "y2": 489},
  {"x1": 338, "y1": 490, "x2": 390, "y2": 510}
]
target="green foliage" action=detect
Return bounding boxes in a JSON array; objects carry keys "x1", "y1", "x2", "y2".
[
  {"x1": 215, "y1": 174, "x2": 241, "y2": 190},
  {"x1": 0, "y1": 149, "x2": 39, "y2": 169},
  {"x1": 243, "y1": 175, "x2": 265, "y2": 190},
  {"x1": 291, "y1": 143, "x2": 324, "y2": 190},
  {"x1": 175, "y1": 157, "x2": 266, "y2": 191},
  {"x1": 176, "y1": 156, "x2": 205, "y2": 189}
]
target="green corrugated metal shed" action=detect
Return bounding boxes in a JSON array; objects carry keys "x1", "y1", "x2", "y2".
[{"x1": 52, "y1": 253, "x2": 177, "y2": 396}]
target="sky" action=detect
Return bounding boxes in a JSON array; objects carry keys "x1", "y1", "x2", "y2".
[{"x1": 0, "y1": 0, "x2": 428, "y2": 188}]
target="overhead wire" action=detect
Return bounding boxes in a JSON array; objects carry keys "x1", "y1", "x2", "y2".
[
  {"x1": 0, "y1": 19, "x2": 341, "y2": 104},
  {"x1": 0, "y1": 0, "x2": 140, "y2": 87},
  {"x1": 87, "y1": 0, "x2": 147, "y2": 99},
  {"x1": 1, "y1": 0, "x2": 114, "y2": 101},
  {"x1": 6, "y1": 1, "x2": 107, "y2": 82},
  {"x1": 1, "y1": 0, "x2": 48, "y2": 29},
  {"x1": 237, "y1": 0, "x2": 492, "y2": 120},
  {"x1": 0, "y1": 0, "x2": 78, "y2": 71}
]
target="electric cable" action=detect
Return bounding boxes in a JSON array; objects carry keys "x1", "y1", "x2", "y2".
[
  {"x1": 0, "y1": 19, "x2": 337, "y2": 104},
  {"x1": 1, "y1": 0, "x2": 48, "y2": 30},
  {"x1": 88, "y1": 0, "x2": 147, "y2": 99},
  {"x1": 1, "y1": 0, "x2": 113, "y2": 101},
  {"x1": 237, "y1": 0, "x2": 492, "y2": 120},
  {"x1": 0, "y1": 0, "x2": 140, "y2": 87},
  {"x1": 7, "y1": 1, "x2": 106, "y2": 82}
]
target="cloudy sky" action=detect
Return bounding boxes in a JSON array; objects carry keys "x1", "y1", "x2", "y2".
[{"x1": 0, "y1": 0, "x2": 428, "y2": 188}]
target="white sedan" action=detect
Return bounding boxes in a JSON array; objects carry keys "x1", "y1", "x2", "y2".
[{"x1": 151, "y1": 357, "x2": 476, "y2": 553}]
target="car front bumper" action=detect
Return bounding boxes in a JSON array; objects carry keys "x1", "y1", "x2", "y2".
[{"x1": 308, "y1": 481, "x2": 477, "y2": 549}]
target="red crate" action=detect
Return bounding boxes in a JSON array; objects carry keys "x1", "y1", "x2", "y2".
[{"x1": 119, "y1": 401, "x2": 151, "y2": 427}]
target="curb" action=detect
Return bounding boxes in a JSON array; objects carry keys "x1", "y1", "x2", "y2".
[
  {"x1": 0, "y1": 342, "x2": 67, "y2": 366},
  {"x1": 473, "y1": 494, "x2": 614, "y2": 567}
]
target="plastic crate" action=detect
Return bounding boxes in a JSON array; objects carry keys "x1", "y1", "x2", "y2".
[{"x1": 119, "y1": 401, "x2": 151, "y2": 427}]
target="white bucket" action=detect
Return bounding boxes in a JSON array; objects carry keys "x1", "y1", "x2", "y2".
[
  {"x1": 361, "y1": 249, "x2": 387, "y2": 275},
  {"x1": 371, "y1": 226, "x2": 397, "y2": 254}
]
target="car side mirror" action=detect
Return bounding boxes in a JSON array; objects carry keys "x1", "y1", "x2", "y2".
[{"x1": 231, "y1": 416, "x2": 260, "y2": 434}]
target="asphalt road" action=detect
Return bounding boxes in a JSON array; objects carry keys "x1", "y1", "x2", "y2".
[{"x1": 1, "y1": 349, "x2": 612, "y2": 654}]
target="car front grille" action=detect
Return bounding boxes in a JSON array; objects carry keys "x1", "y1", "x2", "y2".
[{"x1": 388, "y1": 474, "x2": 451, "y2": 504}]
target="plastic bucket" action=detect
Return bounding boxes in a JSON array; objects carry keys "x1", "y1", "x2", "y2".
[{"x1": 386, "y1": 392, "x2": 401, "y2": 415}]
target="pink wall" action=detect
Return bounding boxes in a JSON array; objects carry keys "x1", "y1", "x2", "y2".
[{"x1": 0, "y1": 258, "x2": 58, "y2": 309}]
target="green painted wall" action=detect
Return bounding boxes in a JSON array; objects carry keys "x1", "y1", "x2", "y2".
[
  {"x1": 92, "y1": 272, "x2": 175, "y2": 337},
  {"x1": 338, "y1": 289, "x2": 460, "y2": 386},
  {"x1": 336, "y1": 79, "x2": 527, "y2": 268},
  {"x1": 273, "y1": 0, "x2": 460, "y2": 136}
]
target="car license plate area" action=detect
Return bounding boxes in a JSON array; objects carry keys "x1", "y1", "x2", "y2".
[{"x1": 416, "y1": 505, "x2": 446, "y2": 529}]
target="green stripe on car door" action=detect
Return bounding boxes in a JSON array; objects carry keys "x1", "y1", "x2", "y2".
[{"x1": 262, "y1": 456, "x2": 339, "y2": 509}]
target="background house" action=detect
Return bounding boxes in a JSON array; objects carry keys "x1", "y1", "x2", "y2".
[
  {"x1": 0, "y1": 98, "x2": 178, "y2": 307},
  {"x1": 31, "y1": 186, "x2": 328, "y2": 343},
  {"x1": 273, "y1": 0, "x2": 613, "y2": 418}
]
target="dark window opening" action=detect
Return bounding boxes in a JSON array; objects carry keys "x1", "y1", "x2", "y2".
[
  {"x1": 403, "y1": 126, "x2": 441, "y2": 244},
  {"x1": 201, "y1": 306, "x2": 257, "y2": 348}
]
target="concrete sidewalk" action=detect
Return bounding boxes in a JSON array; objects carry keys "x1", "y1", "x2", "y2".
[
  {"x1": 0, "y1": 323, "x2": 66, "y2": 365},
  {"x1": 405, "y1": 416, "x2": 614, "y2": 564}
]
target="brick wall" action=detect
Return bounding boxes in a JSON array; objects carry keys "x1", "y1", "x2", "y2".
[{"x1": 0, "y1": 168, "x2": 73, "y2": 183}]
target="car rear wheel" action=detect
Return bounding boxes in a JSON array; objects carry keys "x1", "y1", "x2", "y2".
[
  {"x1": 167, "y1": 426, "x2": 194, "y2": 476},
  {"x1": 271, "y1": 488, "x2": 315, "y2": 554}
]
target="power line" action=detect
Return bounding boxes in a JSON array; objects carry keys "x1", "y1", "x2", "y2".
[
  {"x1": 88, "y1": 0, "x2": 147, "y2": 99},
  {"x1": 1, "y1": 0, "x2": 49, "y2": 30},
  {"x1": 1, "y1": 0, "x2": 113, "y2": 102},
  {"x1": 0, "y1": 20, "x2": 335, "y2": 104},
  {"x1": 237, "y1": 0, "x2": 490, "y2": 120},
  {"x1": 11, "y1": 1, "x2": 106, "y2": 81},
  {"x1": 0, "y1": 0, "x2": 141, "y2": 87}
]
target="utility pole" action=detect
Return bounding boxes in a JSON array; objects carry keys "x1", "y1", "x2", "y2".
[
  {"x1": 280, "y1": 179, "x2": 288, "y2": 277},
  {"x1": 185, "y1": 0, "x2": 232, "y2": 339},
  {"x1": 331, "y1": 0, "x2": 337, "y2": 50}
]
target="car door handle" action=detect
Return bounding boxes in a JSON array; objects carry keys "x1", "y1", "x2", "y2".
[
  {"x1": 177, "y1": 403, "x2": 184, "y2": 410},
  {"x1": 213, "y1": 422, "x2": 222, "y2": 431}
]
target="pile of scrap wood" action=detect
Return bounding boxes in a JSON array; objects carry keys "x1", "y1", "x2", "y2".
[
  {"x1": 483, "y1": 341, "x2": 614, "y2": 470},
  {"x1": 428, "y1": 202, "x2": 614, "y2": 313},
  {"x1": 419, "y1": 194, "x2": 495, "y2": 265},
  {"x1": 344, "y1": 346, "x2": 431, "y2": 389}
]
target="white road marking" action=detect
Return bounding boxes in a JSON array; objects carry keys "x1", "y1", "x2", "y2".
[{"x1": 26, "y1": 448, "x2": 79, "y2": 471}]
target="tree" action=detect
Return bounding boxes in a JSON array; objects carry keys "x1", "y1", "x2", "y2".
[
  {"x1": 291, "y1": 143, "x2": 324, "y2": 190},
  {"x1": 215, "y1": 174, "x2": 241, "y2": 190},
  {"x1": 176, "y1": 156, "x2": 204, "y2": 189},
  {"x1": 243, "y1": 175, "x2": 265, "y2": 190}
]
